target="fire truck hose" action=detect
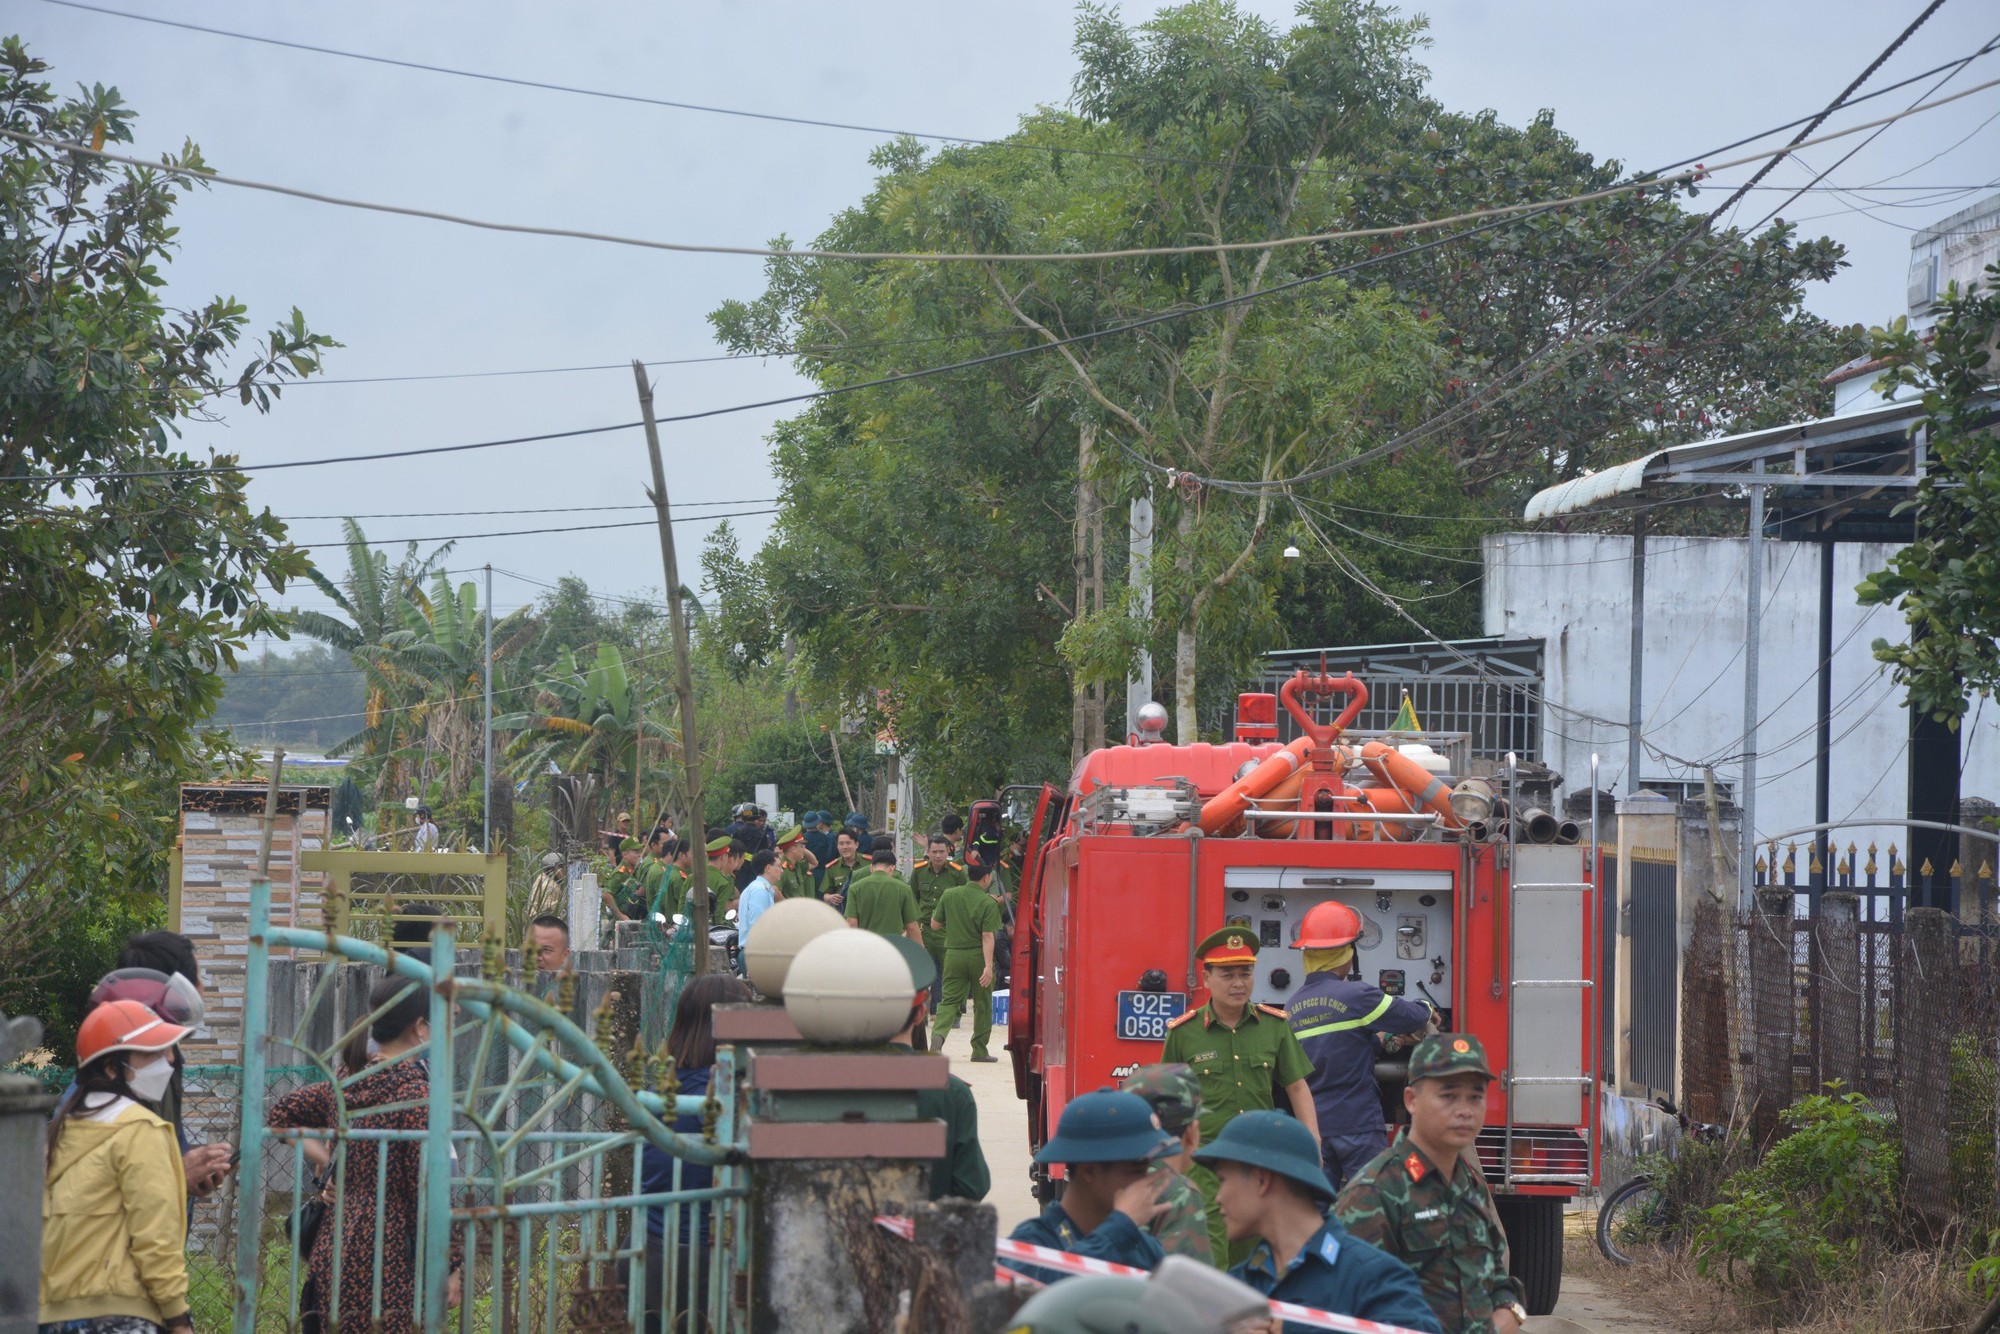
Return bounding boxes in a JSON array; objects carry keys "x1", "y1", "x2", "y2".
[
  {"x1": 1357, "y1": 742, "x2": 1463, "y2": 829},
  {"x1": 1198, "y1": 735, "x2": 1312, "y2": 834},
  {"x1": 872, "y1": 1216, "x2": 1436, "y2": 1333}
]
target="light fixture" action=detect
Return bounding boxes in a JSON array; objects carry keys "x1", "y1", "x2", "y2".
[{"x1": 1282, "y1": 545, "x2": 1302, "y2": 559}]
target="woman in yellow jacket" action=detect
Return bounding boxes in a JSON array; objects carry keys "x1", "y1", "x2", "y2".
[{"x1": 41, "y1": 997, "x2": 194, "y2": 1334}]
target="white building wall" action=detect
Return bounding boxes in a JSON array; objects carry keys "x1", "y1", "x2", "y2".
[{"x1": 1482, "y1": 532, "x2": 2000, "y2": 853}]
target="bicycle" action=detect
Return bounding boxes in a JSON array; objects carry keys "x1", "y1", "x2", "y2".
[{"x1": 1596, "y1": 1095, "x2": 1726, "y2": 1265}]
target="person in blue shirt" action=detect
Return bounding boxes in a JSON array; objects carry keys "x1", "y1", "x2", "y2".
[
  {"x1": 1195, "y1": 1110, "x2": 1442, "y2": 1334},
  {"x1": 1005, "y1": 1089, "x2": 1178, "y2": 1286},
  {"x1": 1285, "y1": 901, "x2": 1433, "y2": 1191},
  {"x1": 736, "y1": 851, "x2": 781, "y2": 956}
]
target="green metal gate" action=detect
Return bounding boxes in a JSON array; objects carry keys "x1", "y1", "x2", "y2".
[{"x1": 230, "y1": 872, "x2": 750, "y2": 1331}]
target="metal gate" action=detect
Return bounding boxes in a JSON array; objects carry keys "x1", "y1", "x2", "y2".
[
  {"x1": 230, "y1": 873, "x2": 749, "y2": 1331},
  {"x1": 1626, "y1": 855, "x2": 1678, "y2": 1093}
]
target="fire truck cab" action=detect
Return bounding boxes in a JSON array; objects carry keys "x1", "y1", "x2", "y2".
[{"x1": 1006, "y1": 669, "x2": 1600, "y2": 1313}]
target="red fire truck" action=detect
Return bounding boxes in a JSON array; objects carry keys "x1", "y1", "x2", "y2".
[{"x1": 1005, "y1": 667, "x2": 1600, "y2": 1312}]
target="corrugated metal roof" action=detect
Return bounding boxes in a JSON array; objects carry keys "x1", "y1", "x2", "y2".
[{"x1": 1521, "y1": 398, "x2": 1929, "y2": 521}]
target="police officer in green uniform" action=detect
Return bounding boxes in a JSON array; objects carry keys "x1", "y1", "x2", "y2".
[
  {"x1": 1160, "y1": 926, "x2": 1319, "y2": 1266},
  {"x1": 603, "y1": 842, "x2": 646, "y2": 922},
  {"x1": 844, "y1": 845, "x2": 922, "y2": 941},
  {"x1": 774, "y1": 825, "x2": 818, "y2": 899},
  {"x1": 1119, "y1": 1064, "x2": 1214, "y2": 1266},
  {"x1": 908, "y1": 834, "x2": 966, "y2": 1002},
  {"x1": 929, "y1": 860, "x2": 1001, "y2": 1062},
  {"x1": 686, "y1": 834, "x2": 740, "y2": 920},
  {"x1": 884, "y1": 937, "x2": 990, "y2": 1202},
  {"x1": 646, "y1": 837, "x2": 693, "y2": 919},
  {"x1": 1334, "y1": 1034, "x2": 1529, "y2": 1334}
]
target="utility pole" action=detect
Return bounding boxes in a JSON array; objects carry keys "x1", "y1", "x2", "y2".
[
  {"x1": 634, "y1": 361, "x2": 708, "y2": 972},
  {"x1": 483, "y1": 563, "x2": 494, "y2": 853},
  {"x1": 1126, "y1": 486, "x2": 1154, "y2": 737}
]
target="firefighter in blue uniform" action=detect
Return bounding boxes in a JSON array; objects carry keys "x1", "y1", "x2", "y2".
[
  {"x1": 1006, "y1": 1089, "x2": 1177, "y2": 1286},
  {"x1": 1285, "y1": 901, "x2": 1434, "y2": 1192}
]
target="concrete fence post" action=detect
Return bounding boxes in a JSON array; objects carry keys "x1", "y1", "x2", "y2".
[
  {"x1": 0, "y1": 1014, "x2": 55, "y2": 1334},
  {"x1": 1898, "y1": 908, "x2": 1957, "y2": 1233},
  {"x1": 1814, "y1": 893, "x2": 1862, "y2": 1094},
  {"x1": 1749, "y1": 889, "x2": 1795, "y2": 1146}
]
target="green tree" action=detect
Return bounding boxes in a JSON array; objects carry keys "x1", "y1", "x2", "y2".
[
  {"x1": 0, "y1": 41, "x2": 333, "y2": 1033},
  {"x1": 1855, "y1": 271, "x2": 2000, "y2": 727}
]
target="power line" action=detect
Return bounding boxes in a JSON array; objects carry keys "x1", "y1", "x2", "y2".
[
  {"x1": 287, "y1": 506, "x2": 777, "y2": 548},
  {"x1": 4, "y1": 80, "x2": 1993, "y2": 267},
  {"x1": 281, "y1": 498, "x2": 769, "y2": 520},
  {"x1": 35, "y1": 0, "x2": 2000, "y2": 190}
]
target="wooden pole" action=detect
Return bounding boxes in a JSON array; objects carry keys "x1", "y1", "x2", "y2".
[
  {"x1": 633, "y1": 362, "x2": 708, "y2": 972},
  {"x1": 827, "y1": 725, "x2": 857, "y2": 816}
]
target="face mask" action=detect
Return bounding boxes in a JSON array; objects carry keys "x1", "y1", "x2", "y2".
[{"x1": 128, "y1": 1056, "x2": 174, "y2": 1103}]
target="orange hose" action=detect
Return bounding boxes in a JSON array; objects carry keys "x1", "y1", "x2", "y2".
[
  {"x1": 1199, "y1": 736, "x2": 1311, "y2": 835},
  {"x1": 1255, "y1": 769, "x2": 1309, "y2": 838},
  {"x1": 1357, "y1": 742, "x2": 1463, "y2": 829}
]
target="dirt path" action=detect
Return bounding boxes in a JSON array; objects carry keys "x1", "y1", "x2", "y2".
[{"x1": 951, "y1": 1039, "x2": 1692, "y2": 1332}]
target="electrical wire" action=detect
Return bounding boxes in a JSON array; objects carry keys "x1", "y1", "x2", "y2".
[
  {"x1": 281, "y1": 498, "x2": 770, "y2": 520},
  {"x1": 285, "y1": 507, "x2": 777, "y2": 549},
  {"x1": 4, "y1": 81, "x2": 1994, "y2": 266},
  {"x1": 36, "y1": 0, "x2": 2000, "y2": 191}
]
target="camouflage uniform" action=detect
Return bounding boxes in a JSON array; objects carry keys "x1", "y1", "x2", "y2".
[
  {"x1": 1332, "y1": 1035, "x2": 1526, "y2": 1334},
  {"x1": 1119, "y1": 1063, "x2": 1213, "y2": 1266}
]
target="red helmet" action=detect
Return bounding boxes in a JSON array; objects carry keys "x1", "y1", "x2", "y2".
[
  {"x1": 77, "y1": 998, "x2": 190, "y2": 1067},
  {"x1": 1294, "y1": 901, "x2": 1363, "y2": 949},
  {"x1": 89, "y1": 968, "x2": 206, "y2": 1032}
]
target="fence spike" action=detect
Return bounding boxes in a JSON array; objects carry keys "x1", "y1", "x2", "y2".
[
  {"x1": 1980, "y1": 858, "x2": 1994, "y2": 882},
  {"x1": 1755, "y1": 852, "x2": 1769, "y2": 877},
  {"x1": 1865, "y1": 843, "x2": 1879, "y2": 876},
  {"x1": 1949, "y1": 858, "x2": 1963, "y2": 879},
  {"x1": 1783, "y1": 843, "x2": 1798, "y2": 875},
  {"x1": 1919, "y1": 857, "x2": 1935, "y2": 878},
  {"x1": 1809, "y1": 847, "x2": 1823, "y2": 875}
]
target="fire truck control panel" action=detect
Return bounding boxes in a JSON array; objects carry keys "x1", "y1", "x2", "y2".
[{"x1": 1220, "y1": 867, "x2": 1455, "y2": 1007}]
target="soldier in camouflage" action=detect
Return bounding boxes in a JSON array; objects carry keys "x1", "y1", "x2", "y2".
[
  {"x1": 1119, "y1": 1063, "x2": 1213, "y2": 1265},
  {"x1": 1333, "y1": 1033, "x2": 1528, "y2": 1334}
]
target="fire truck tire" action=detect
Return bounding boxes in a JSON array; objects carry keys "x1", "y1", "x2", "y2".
[{"x1": 1495, "y1": 1194, "x2": 1562, "y2": 1315}]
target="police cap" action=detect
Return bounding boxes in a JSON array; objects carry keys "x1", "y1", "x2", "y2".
[{"x1": 1194, "y1": 926, "x2": 1258, "y2": 968}]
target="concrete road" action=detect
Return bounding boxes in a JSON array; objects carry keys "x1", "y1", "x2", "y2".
[{"x1": 943, "y1": 1032, "x2": 1689, "y2": 1332}]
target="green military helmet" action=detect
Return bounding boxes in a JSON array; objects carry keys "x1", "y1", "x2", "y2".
[
  {"x1": 1192, "y1": 1109, "x2": 1336, "y2": 1201},
  {"x1": 1407, "y1": 1031, "x2": 1496, "y2": 1083},
  {"x1": 1005, "y1": 1276, "x2": 1211, "y2": 1334},
  {"x1": 1120, "y1": 1063, "x2": 1201, "y2": 1137}
]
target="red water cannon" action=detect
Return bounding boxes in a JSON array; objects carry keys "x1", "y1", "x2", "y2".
[{"x1": 1279, "y1": 661, "x2": 1368, "y2": 750}]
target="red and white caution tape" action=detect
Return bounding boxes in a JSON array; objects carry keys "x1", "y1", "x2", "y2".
[{"x1": 872, "y1": 1217, "x2": 1431, "y2": 1334}]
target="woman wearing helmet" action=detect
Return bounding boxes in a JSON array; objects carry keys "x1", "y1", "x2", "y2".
[
  {"x1": 83, "y1": 966, "x2": 231, "y2": 1203},
  {"x1": 1284, "y1": 901, "x2": 1436, "y2": 1193},
  {"x1": 40, "y1": 998, "x2": 196, "y2": 1334}
]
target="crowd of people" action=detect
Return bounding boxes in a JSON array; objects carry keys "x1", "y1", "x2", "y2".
[{"x1": 37, "y1": 797, "x2": 1517, "y2": 1334}]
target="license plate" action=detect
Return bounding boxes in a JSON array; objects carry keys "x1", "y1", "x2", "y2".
[{"x1": 1116, "y1": 990, "x2": 1188, "y2": 1041}]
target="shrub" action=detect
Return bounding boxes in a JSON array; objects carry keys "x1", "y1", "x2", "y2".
[{"x1": 1693, "y1": 1089, "x2": 1899, "y2": 1314}]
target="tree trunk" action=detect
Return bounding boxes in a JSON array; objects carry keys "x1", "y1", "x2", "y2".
[
  {"x1": 1174, "y1": 505, "x2": 1197, "y2": 745},
  {"x1": 1071, "y1": 423, "x2": 1096, "y2": 769}
]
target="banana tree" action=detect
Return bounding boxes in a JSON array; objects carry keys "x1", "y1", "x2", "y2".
[
  {"x1": 497, "y1": 642, "x2": 681, "y2": 825},
  {"x1": 289, "y1": 520, "x2": 455, "y2": 799}
]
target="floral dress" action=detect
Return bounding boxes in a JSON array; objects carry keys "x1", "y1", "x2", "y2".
[{"x1": 268, "y1": 1062, "x2": 461, "y2": 1333}]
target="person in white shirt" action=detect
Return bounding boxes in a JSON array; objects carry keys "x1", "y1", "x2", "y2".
[{"x1": 411, "y1": 804, "x2": 440, "y2": 852}]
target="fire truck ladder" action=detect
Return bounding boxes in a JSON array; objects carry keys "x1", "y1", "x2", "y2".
[{"x1": 1499, "y1": 754, "x2": 1601, "y2": 1190}]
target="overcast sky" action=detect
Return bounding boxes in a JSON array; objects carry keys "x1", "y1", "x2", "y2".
[{"x1": 17, "y1": 0, "x2": 1999, "y2": 630}]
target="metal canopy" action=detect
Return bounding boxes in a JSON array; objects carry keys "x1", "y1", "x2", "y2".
[
  {"x1": 1516, "y1": 394, "x2": 1956, "y2": 910},
  {"x1": 1523, "y1": 397, "x2": 1931, "y2": 526}
]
